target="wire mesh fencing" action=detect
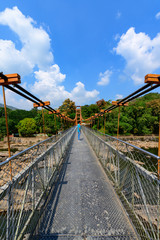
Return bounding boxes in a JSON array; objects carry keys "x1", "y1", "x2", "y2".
[
  {"x1": 83, "y1": 126, "x2": 160, "y2": 240},
  {"x1": 0, "y1": 130, "x2": 70, "y2": 187},
  {"x1": 0, "y1": 127, "x2": 76, "y2": 240}
]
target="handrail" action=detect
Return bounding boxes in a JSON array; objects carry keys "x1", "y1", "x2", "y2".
[
  {"x1": 0, "y1": 126, "x2": 76, "y2": 240},
  {"x1": 83, "y1": 126, "x2": 160, "y2": 240},
  {"x1": 0, "y1": 128, "x2": 70, "y2": 167},
  {"x1": 91, "y1": 128, "x2": 160, "y2": 160}
]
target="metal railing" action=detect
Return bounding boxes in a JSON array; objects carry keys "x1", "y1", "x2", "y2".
[
  {"x1": 0, "y1": 126, "x2": 76, "y2": 240},
  {"x1": 0, "y1": 130, "x2": 69, "y2": 187},
  {"x1": 83, "y1": 126, "x2": 160, "y2": 240}
]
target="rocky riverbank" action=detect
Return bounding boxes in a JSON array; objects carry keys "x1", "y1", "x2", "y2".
[
  {"x1": 118, "y1": 136, "x2": 158, "y2": 150},
  {"x1": 0, "y1": 135, "x2": 46, "y2": 162}
]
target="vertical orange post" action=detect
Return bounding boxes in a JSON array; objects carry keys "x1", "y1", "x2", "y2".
[
  {"x1": 117, "y1": 106, "x2": 120, "y2": 139},
  {"x1": 2, "y1": 86, "x2": 12, "y2": 180},
  {"x1": 75, "y1": 106, "x2": 82, "y2": 125},
  {"x1": 54, "y1": 114, "x2": 57, "y2": 134},
  {"x1": 33, "y1": 101, "x2": 50, "y2": 137},
  {"x1": 61, "y1": 117, "x2": 63, "y2": 130},
  {"x1": 158, "y1": 117, "x2": 160, "y2": 179},
  {"x1": 158, "y1": 116, "x2": 160, "y2": 157},
  {"x1": 64, "y1": 118, "x2": 65, "y2": 129},
  {"x1": 104, "y1": 113, "x2": 106, "y2": 134},
  {"x1": 42, "y1": 107, "x2": 46, "y2": 136},
  {"x1": 97, "y1": 117, "x2": 99, "y2": 130}
]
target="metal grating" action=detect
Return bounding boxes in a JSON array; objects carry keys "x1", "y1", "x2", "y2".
[
  {"x1": 32, "y1": 234, "x2": 135, "y2": 240},
  {"x1": 0, "y1": 127, "x2": 76, "y2": 240},
  {"x1": 83, "y1": 126, "x2": 160, "y2": 240},
  {"x1": 32, "y1": 131, "x2": 138, "y2": 240}
]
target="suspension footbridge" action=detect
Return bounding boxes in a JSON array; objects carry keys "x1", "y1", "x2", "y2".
[
  {"x1": 0, "y1": 125, "x2": 160, "y2": 239},
  {"x1": 32, "y1": 131, "x2": 137, "y2": 240},
  {"x1": 0, "y1": 72, "x2": 160, "y2": 239}
]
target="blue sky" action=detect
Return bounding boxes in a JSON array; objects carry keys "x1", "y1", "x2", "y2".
[{"x1": 0, "y1": 0, "x2": 160, "y2": 109}]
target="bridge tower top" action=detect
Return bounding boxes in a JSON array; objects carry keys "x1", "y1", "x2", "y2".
[{"x1": 75, "y1": 106, "x2": 82, "y2": 125}]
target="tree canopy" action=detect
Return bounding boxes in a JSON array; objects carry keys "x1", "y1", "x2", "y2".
[
  {"x1": 82, "y1": 93, "x2": 160, "y2": 135},
  {"x1": 58, "y1": 98, "x2": 76, "y2": 119},
  {"x1": 17, "y1": 118, "x2": 37, "y2": 137},
  {"x1": 0, "y1": 94, "x2": 159, "y2": 139}
]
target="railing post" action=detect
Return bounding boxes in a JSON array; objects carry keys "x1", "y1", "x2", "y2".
[
  {"x1": 32, "y1": 169, "x2": 35, "y2": 211},
  {"x1": 2, "y1": 86, "x2": 12, "y2": 180},
  {"x1": 157, "y1": 181, "x2": 160, "y2": 240},
  {"x1": 131, "y1": 168, "x2": 134, "y2": 210},
  {"x1": 50, "y1": 149, "x2": 54, "y2": 170},
  {"x1": 44, "y1": 156, "x2": 47, "y2": 187},
  {"x1": 7, "y1": 183, "x2": 11, "y2": 240},
  {"x1": 53, "y1": 148, "x2": 57, "y2": 165},
  {"x1": 158, "y1": 116, "x2": 160, "y2": 157},
  {"x1": 117, "y1": 153, "x2": 120, "y2": 187},
  {"x1": 158, "y1": 118, "x2": 160, "y2": 179}
]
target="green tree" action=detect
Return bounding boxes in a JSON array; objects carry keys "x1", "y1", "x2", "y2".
[
  {"x1": 17, "y1": 118, "x2": 37, "y2": 137},
  {"x1": 34, "y1": 111, "x2": 43, "y2": 133},
  {"x1": 81, "y1": 104, "x2": 99, "y2": 119},
  {"x1": 59, "y1": 98, "x2": 76, "y2": 119},
  {"x1": 96, "y1": 99, "x2": 106, "y2": 108}
]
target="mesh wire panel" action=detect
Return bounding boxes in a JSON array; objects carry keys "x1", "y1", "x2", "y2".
[
  {"x1": 32, "y1": 131, "x2": 138, "y2": 240},
  {"x1": 31, "y1": 235, "x2": 135, "y2": 240},
  {"x1": 0, "y1": 134, "x2": 60, "y2": 187},
  {"x1": 0, "y1": 127, "x2": 76, "y2": 240},
  {"x1": 83, "y1": 126, "x2": 160, "y2": 240}
]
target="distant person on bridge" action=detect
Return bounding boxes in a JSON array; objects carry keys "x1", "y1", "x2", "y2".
[{"x1": 77, "y1": 121, "x2": 81, "y2": 140}]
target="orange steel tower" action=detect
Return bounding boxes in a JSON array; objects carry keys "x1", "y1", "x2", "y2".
[{"x1": 75, "y1": 106, "x2": 82, "y2": 125}]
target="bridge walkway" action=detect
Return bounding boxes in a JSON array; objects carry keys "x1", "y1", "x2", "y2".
[{"x1": 32, "y1": 131, "x2": 139, "y2": 240}]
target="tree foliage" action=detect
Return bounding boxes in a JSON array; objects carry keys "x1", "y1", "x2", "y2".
[
  {"x1": 0, "y1": 98, "x2": 76, "y2": 138},
  {"x1": 58, "y1": 98, "x2": 76, "y2": 119},
  {"x1": 17, "y1": 118, "x2": 37, "y2": 137},
  {"x1": 82, "y1": 93, "x2": 160, "y2": 135},
  {"x1": 0, "y1": 94, "x2": 159, "y2": 138},
  {"x1": 81, "y1": 104, "x2": 99, "y2": 119}
]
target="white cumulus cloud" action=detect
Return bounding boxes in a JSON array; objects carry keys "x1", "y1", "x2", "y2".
[
  {"x1": 71, "y1": 82, "x2": 99, "y2": 105},
  {"x1": 114, "y1": 27, "x2": 160, "y2": 84},
  {"x1": 0, "y1": 7, "x2": 99, "y2": 108},
  {"x1": 0, "y1": 39, "x2": 32, "y2": 75},
  {"x1": 32, "y1": 66, "x2": 99, "y2": 107},
  {"x1": 115, "y1": 94, "x2": 123, "y2": 100},
  {"x1": 155, "y1": 12, "x2": 160, "y2": 19},
  {"x1": 0, "y1": 6, "x2": 53, "y2": 74},
  {"x1": 97, "y1": 70, "x2": 112, "y2": 86}
]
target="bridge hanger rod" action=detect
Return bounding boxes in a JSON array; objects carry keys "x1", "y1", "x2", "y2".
[
  {"x1": 13, "y1": 84, "x2": 59, "y2": 114},
  {"x1": 0, "y1": 72, "x2": 74, "y2": 121},
  {"x1": 122, "y1": 84, "x2": 159, "y2": 104},
  {"x1": 5, "y1": 85, "x2": 40, "y2": 105},
  {"x1": 117, "y1": 83, "x2": 151, "y2": 104},
  {"x1": 14, "y1": 84, "x2": 44, "y2": 105},
  {"x1": 14, "y1": 85, "x2": 63, "y2": 117},
  {"x1": 5, "y1": 85, "x2": 54, "y2": 113},
  {"x1": 102, "y1": 83, "x2": 159, "y2": 115},
  {"x1": 87, "y1": 82, "x2": 159, "y2": 121},
  {"x1": 5, "y1": 84, "x2": 65, "y2": 119}
]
